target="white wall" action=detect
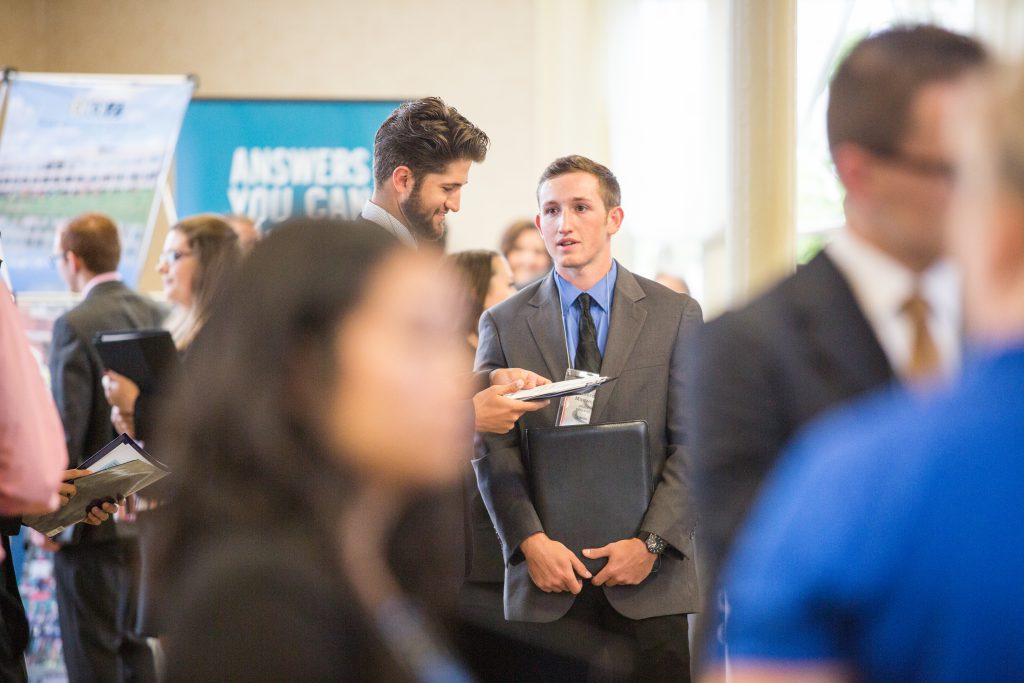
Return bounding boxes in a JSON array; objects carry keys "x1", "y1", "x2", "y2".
[{"x1": 1, "y1": 0, "x2": 613, "y2": 258}]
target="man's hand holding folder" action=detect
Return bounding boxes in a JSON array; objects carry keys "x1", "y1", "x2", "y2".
[
  {"x1": 24, "y1": 434, "x2": 168, "y2": 538},
  {"x1": 58, "y1": 469, "x2": 123, "y2": 525},
  {"x1": 519, "y1": 532, "x2": 657, "y2": 592},
  {"x1": 33, "y1": 469, "x2": 125, "y2": 552}
]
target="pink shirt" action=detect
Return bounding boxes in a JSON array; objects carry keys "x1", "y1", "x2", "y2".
[{"x1": 0, "y1": 280, "x2": 68, "y2": 523}]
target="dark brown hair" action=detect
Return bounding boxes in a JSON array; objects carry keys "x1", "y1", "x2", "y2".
[
  {"x1": 446, "y1": 250, "x2": 499, "y2": 339},
  {"x1": 172, "y1": 215, "x2": 242, "y2": 329},
  {"x1": 60, "y1": 213, "x2": 121, "y2": 274},
  {"x1": 499, "y1": 219, "x2": 539, "y2": 259},
  {"x1": 537, "y1": 155, "x2": 621, "y2": 210},
  {"x1": 373, "y1": 97, "x2": 490, "y2": 187},
  {"x1": 827, "y1": 24, "x2": 987, "y2": 157}
]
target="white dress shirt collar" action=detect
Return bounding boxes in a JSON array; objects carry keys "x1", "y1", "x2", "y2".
[
  {"x1": 360, "y1": 200, "x2": 418, "y2": 249},
  {"x1": 826, "y1": 227, "x2": 962, "y2": 380}
]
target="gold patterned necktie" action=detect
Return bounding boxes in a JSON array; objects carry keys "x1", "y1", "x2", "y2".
[{"x1": 901, "y1": 290, "x2": 941, "y2": 381}]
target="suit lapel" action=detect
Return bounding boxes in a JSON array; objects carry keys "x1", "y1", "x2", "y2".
[
  {"x1": 591, "y1": 265, "x2": 647, "y2": 424},
  {"x1": 797, "y1": 252, "x2": 895, "y2": 392},
  {"x1": 526, "y1": 273, "x2": 570, "y2": 382}
]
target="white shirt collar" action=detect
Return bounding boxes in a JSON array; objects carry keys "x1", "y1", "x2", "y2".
[
  {"x1": 826, "y1": 227, "x2": 962, "y2": 380},
  {"x1": 360, "y1": 200, "x2": 418, "y2": 250}
]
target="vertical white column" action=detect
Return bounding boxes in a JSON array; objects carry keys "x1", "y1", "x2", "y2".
[{"x1": 726, "y1": 0, "x2": 797, "y2": 304}]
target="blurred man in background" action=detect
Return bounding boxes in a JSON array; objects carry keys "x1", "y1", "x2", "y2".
[
  {"x1": 705, "y1": 62, "x2": 1024, "y2": 683},
  {"x1": 49, "y1": 213, "x2": 163, "y2": 682},
  {"x1": 687, "y1": 26, "x2": 988, "y2": 654}
]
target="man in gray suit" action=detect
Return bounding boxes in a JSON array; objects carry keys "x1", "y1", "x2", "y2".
[
  {"x1": 49, "y1": 213, "x2": 164, "y2": 682},
  {"x1": 474, "y1": 156, "x2": 702, "y2": 680}
]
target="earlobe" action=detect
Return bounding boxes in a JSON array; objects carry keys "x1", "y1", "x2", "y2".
[
  {"x1": 535, "y1": 214, "x2": 542, "y2": 231},
  {"x1": 392, "y1": 165, "x2": 414, "y2": 194},
  {"x1": 833, "y1": 144, "x2": 870, "y2": 200},
  {"x1": 607, "y1": 207, "x2": 625, "y2": 235}
]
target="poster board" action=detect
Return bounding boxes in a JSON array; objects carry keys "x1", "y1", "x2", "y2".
[
  {"x1": 0, "y1": 72, "x2": 194, "y2": 292},
  {"x1": 174, "y1": 98, "x2": 402, "y2": 229}
]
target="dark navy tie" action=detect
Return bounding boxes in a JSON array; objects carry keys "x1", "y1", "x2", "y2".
[{"x1": 575, "y1": 293, "x2": 602, "y2": 374}]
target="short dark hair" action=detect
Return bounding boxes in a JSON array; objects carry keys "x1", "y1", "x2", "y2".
[
  {"x1": 60, "y1": 213, "x2": 121, "y2": 274},
  {"x1": 373, "y1": 97, "x2": 490, "y2": 187},
  {"x1": 827, "y1": 24, "x2": 987, "y2": 157},
  {"x1": 537, "y1": 155, "x2": 621, "y2": 210},
  {"x1": 446, "y1": 250, "x2": 499, "y2": 339}
]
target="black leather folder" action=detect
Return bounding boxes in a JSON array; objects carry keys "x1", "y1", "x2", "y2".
[
  {"x1": 526, "y1": 420, "x2": 652, "y2": 574},
  {"x1": 93, "y1": 328, "x2": 178, "y2": 394}
]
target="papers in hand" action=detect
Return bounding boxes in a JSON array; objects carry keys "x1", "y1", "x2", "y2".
[
  {"x1": 506, "y1": 375, "x2": 611, "y2": 402},
  {"x1": 23, "y1": 434, "x2": 170, "y2": 538}
]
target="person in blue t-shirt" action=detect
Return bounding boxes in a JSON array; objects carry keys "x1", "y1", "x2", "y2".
[{"x1": 702, "y1": 64, "x2": 1024, "y2": 682}]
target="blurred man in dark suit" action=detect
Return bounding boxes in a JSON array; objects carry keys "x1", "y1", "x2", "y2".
[
  {"x1": 49, "y1": 213, "x2": 164, "y2": 682},
  {"x1": 703, "y1": 61, "x2": 1024, "y2": 682},
  {"x1": 687, "y1": 25, "x2": 988, "y2": 658}
]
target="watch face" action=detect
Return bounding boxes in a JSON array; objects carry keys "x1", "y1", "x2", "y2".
[{"x1": 645, "y1": 534, "x2": 665, "y2": 554}]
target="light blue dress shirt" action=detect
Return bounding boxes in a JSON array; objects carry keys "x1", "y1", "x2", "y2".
[{"x1": 554, "y1": 261, "x2": 618, "y2": 369}]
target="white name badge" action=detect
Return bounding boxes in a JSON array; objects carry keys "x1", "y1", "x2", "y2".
[{"x1": 557, "y1": 369, "x2": 599, "y2": 426}]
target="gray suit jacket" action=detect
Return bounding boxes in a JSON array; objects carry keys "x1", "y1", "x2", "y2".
[
  {"x1": 473, "y1": 263, "x2": 703, "y2": 622},
  {"x1": 48, "y1": 280, "x2": 165, "y2": 545}
]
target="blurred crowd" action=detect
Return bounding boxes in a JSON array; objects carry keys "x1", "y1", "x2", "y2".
[{"x1": 3, "y1": 22, "x2": 1024, "y2": 683}]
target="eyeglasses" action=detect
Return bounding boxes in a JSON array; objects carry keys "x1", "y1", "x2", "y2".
[{"x1": 160, "y1": 249, "x2": 195, "y2": 265}]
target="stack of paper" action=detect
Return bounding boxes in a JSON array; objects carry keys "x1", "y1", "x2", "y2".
[{"x1": 506, "y1": 375, "x2": 612, "y2": 402}]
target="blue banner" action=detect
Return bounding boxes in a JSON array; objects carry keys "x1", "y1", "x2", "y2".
[{"x1": 174, "y1": 99, "x2": 403, "y2": 229}]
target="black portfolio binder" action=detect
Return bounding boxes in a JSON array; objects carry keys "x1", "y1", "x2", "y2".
[
  {"x1": 526, "y1": 420, "x2": 652, "y2": 574},
  {"x1": 93, "y1": 329, "x2": 178, "y2": 393}
]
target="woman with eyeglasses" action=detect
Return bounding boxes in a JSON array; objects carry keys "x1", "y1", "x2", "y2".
[
  {"x1": 104, "y1": 214, "x2": 241, "y2": 440},
  {"x1": 102, "y1": 214, "x2": 241, "y2": 640}
]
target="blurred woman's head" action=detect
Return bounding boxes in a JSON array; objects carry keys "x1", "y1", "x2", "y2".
[
  {"x1": 157, "y1": 215, "x2": 241, "y2": 347},
  {"x1": 321, "y1": 243, "x2": 471, "y2": 490},
  {"x1": 946, "y1": 65, "x2": 1024, "y2": 339},
  {"x1": 500, "y1": 219, "x2": 551, "y2": 288},
  {"x1": 446, "y1": 250, "x2": 515, "y2": 348},
  {"x1": 159, "y1": 219, "x2": 470, "y2": 548}
]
